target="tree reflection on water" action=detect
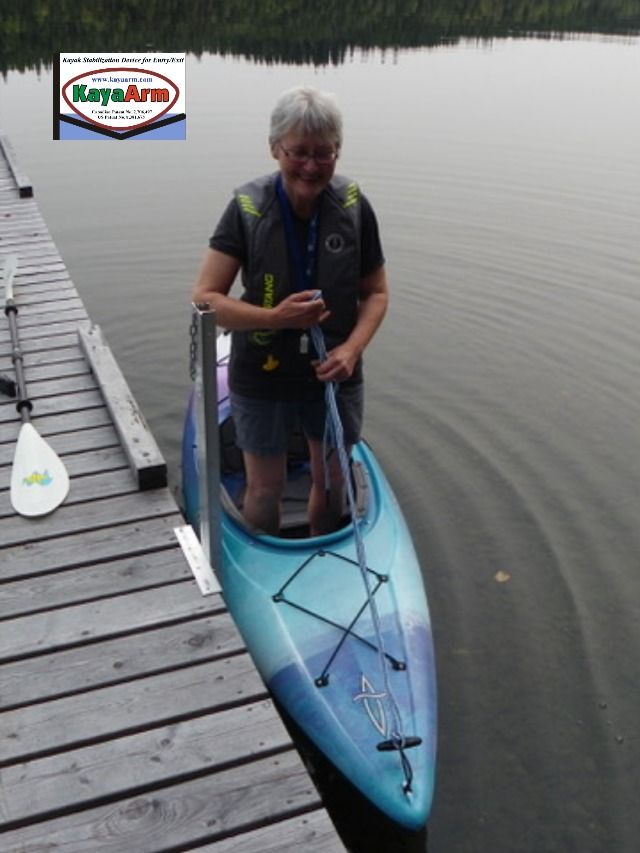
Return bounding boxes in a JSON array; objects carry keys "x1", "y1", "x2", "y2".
[{"x1": 2, "y1": 0, "x2": 640, "y2": 75}]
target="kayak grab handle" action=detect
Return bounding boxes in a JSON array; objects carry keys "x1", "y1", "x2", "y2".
[{"x1": 377, "y1": 736, "x2": 422, "y2": 752}]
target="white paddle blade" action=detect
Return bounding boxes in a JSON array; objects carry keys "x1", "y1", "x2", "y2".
[
  {"x1": 10, "y1": 423, "x2": 70, "y2": 517},
  {"x1": 3, "y1": 254, "x2": 18, "y2": 302}
]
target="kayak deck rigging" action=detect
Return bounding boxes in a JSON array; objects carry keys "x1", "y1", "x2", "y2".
[
  {"x1": 271, "y1": 543, "x2": 422, "y2": 795},
  {"x1": 272, "y1": 548, "x2": 406, "y2": 686}
]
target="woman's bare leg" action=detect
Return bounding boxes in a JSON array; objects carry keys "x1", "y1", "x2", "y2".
[
  {"x1": 307, "y1": 439, "x2": 351, "y2": 536},
  {"x1": 242, "y1": 452, "x2": 287, "y2": 535}
]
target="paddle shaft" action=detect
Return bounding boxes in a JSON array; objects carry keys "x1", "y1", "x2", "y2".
[
  {"x1": 3, "y1": 258, "x2": 32, "y2": 422},
  {"x1": 4, "y1": 293, "x2": 33, "y2": 424}
]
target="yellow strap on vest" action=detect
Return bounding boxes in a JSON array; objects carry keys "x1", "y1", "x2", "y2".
[
  {"x1": 237, "y1": 193, "x2": 262, "y2": 217},
  {"x1": 343, "y1": 182, "x2": 359, "y2": 209}
]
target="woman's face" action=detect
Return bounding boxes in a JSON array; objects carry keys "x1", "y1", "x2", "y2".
[{"x1": 272, "y1": 127, "x2": 339, "y2": 216}]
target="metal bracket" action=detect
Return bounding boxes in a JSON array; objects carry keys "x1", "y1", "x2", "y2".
[
  {"x1": 174, "y1": 524, "x2": 221, "y2": 596},
  {"x1": 191, "y1": 303, "x2": 222, "y2": 576}
]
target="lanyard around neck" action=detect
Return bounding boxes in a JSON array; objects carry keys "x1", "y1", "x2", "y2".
[{"x1": 276, "y1": 174, "x2": 320, "y2": 293}]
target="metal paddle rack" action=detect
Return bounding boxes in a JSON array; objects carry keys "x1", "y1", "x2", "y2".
[{"x1": 191, "y1": 303, "x2": 222, "y2": 577}]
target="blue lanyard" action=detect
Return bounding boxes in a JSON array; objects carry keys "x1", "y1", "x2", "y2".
[{"x1": 276, "y1": 174, "x2": 319, "y2": 292}]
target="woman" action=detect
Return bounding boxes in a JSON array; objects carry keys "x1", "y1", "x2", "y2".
[{"x1": 192, "y1": 86, "x2": 388, "y2": 536}]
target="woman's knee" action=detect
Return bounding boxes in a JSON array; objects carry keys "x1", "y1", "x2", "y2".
[
  {"x1": 307, "y1": 441, "x2": 351, "y2": 487},
  {"x1": 243, "y1": 453, "x2": 286, "y2": 497}
]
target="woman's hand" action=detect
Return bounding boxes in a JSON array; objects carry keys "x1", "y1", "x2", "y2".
[
  {"x1": 313, "y1": 342, "x2": 359, "y2": 383},
  {"x1": 313, "y1": 265, "x2": 388, "y2": 382},
  {"x1": 271, "y1": 290, "x2": 330, "y2": 329}
]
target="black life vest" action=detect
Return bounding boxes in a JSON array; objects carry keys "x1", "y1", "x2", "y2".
[{"x1": 230, "y1": 172, "x2": 362, "y2": 398}]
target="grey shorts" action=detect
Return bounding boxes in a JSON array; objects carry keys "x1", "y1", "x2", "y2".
[{"x1": 230, "y1": 384, "x2": 364, "y2": 456}]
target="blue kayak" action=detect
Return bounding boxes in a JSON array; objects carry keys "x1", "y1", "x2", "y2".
[{"x1": 181, "y1": 334, "x2": 437, "y2": 831}]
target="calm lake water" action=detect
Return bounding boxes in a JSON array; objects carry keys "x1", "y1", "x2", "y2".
[{"x1": 2, "y1": 35, "x2": 640, "y2": 852}]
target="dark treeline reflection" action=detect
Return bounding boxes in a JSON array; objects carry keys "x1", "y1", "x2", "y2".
[{"x1": 2, "y1": 0, "x2": 640, "y2": 74}]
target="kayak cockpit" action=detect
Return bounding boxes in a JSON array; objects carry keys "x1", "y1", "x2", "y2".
[{"x1": 219, "y1": 415, "x2": 369, "y2": 539}]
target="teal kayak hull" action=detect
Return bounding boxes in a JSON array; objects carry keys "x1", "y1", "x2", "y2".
[{"x1": 181, "y1": 339, "x2": 437, "y2": 830}]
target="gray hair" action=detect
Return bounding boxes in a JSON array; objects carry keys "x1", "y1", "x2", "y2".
[{"x1": 269, "y1": 86, "x2": 343, "y2": 150}]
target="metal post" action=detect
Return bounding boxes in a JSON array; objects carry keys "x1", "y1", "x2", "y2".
[{"x1": 193, "y1": 304, "x2": 222, "y2": 574}]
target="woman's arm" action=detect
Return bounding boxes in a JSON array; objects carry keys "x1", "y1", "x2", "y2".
[{"x1": 192, "y1": 248, "x2": 329, "y2": 331}]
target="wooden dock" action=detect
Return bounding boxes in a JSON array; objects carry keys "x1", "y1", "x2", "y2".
[{"x1": 0, "y1": 134, "x2": 345, "y2": 852}]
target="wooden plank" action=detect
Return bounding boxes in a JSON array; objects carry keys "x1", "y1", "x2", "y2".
[
  {"x1": 0, "y1": 490, "x2": 180, "y2": 549},
  {"x1": 0, "y1": 439, "x2": 125, "y2": 480},
  {"x1": 57, "y1": 465, "x2": 137, "y2": 501},
  {"x1": 0, "y1": 205, "x2": 41, "y2": 218},
  {"x1": 0, "y1": 244, "x2": 57, "y2": 258},
  {"x1": 0, "y1": 420, "x2": 17, "y2": 454},
  {"x1": 0, "y1": 406, "x2": 112, "y2": 440},
  {"x1": 0, "y1": 231, "x2": 55, "y2": 244},
  {"x1": 0, "y1": 427, "x2": 120, "y2": 466},
  {"x1": 0, "y1": 209, "x2": 46, "y2": 220},
  {"x1": 0, "y1": 425, "x2": 120, "y2": 465},
  {"x1": 79, "y1": 325, "x2": 167, "y2": 490},
  {"x1": 0, "y1": 388, "x2": 105, "y2": 423},
  {"x1": 0, "y1": 371, "x2": 97, "y2": 403},
  {"x1": 0, "y1": 583, "x2": 220, "y2": 664},
  {"x1": 0, "y1": 612, "x2": 243, "y2": 710},
  {"x1": 0, "y1": 367, "x2": 97, "y2": 406},
  {"x1": 0, "y1": 467, "x2": 138, "y2": 518},
  {"x1": 0, "y1": 655, "x2": 268, "y2": 764},
  {"x1": 12, "y1": 280, "x2": 76, "y2": 299},
  {"x1": 0, "y1": 242, "x2": 56, "y2": 257},
  {"x1": 5, "y1": 296, "x2": 85, "y2": 320},
  {"x1": 0, "y1": 305, "x2": 89, "y2": 330},
  {"x1": 0, "y1": 314, "x2": 88, "y2": 345},
  {"x1": 0, "y1": 255, "x2": 64, "y2": 273},
  {"x1": 0, "y1": 323, "x2": 90, "y2": 354},
  {"x1": 11, "y1": 270, "x2": 73, "y2": 289},
  {"x1": 0, "y1": 217, "x2": 49, "y2": 227},
  {"x1": 0, "y1": 209, "x2": 47, "y2": 220},
  {"x1": 0, "y1": 700, "x2": 291, "y2": 828},
  {"x1": 0, "y1": 238, "x2": 57, "y2": 255},
  {"x1": 6, "y1": 344, "x2": 85, "y2": 368},
  {"x1": 15, "y1": 356, "x2": 79, "y2": 416},
  {"x1": 2, "y1": 357, "x2": 90, "y2": 382},
  {"x1": 0, "y1": 445, "x2": 130, "y2": 489},
  {"x1": 0, "y1": 548, "x2": 191, "y2": 620},
  {"x1": 195, "y1": 811, "x2": 345, "y2": 853},
  {"x1": 0, "y1": 515, "x2": 180, "y2": 580},
  {"x1": 2, "y1": 235, "x2": 60, "y2": 248},
  {"x1": 0, "y1": 133, "x2": 33, "y2": 197},
  {"x1": 0, "y1": 320, "x2": 91, "y2": 350},
  {"x1": 0, "y1": 221, "x2": 52, "y2": 232},
  {"x1": 0, "y1": 209, "x2": 38, "y2": 220},
  {"x1": 3, "y1": 295, "x2": 86, "y2": 317},
  {"x1": 0, "y1": 750, "x2": 319, "y2": 853},
  {"x1": 8, "y1": 283, "x2": 78, "y2": 303}
]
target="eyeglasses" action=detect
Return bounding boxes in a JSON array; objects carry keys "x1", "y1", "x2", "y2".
[{"x1": 279, "y1": 144, "x2": 339, "y2": 166}]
